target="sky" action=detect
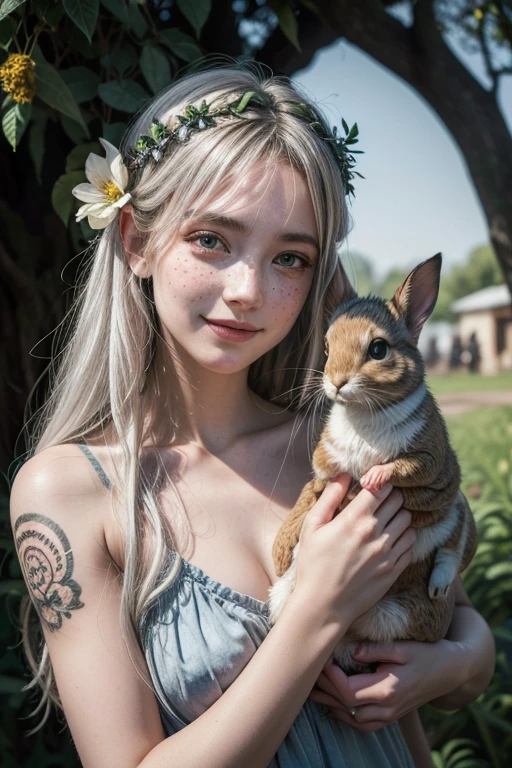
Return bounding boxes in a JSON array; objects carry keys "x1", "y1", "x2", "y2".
[{"x1": 292, "y1": 35, "x2": 512, "y2": 281}]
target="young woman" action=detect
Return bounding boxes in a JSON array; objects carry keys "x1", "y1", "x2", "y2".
[{"x1": 10, "y1": 62, "x2": 494, "y2": 768}]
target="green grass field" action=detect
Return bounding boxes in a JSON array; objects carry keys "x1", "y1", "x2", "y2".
[
  {"x1": 446, "y1": 405, "x2": 512, "y2": 486},
  {"x1": 427, "y1": 370, "x2": 512, "y2": 396}
]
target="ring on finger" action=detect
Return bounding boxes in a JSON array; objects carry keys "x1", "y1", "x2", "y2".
[{"x1": 349, "y1": 708, "x2": 357, "y2": 719}]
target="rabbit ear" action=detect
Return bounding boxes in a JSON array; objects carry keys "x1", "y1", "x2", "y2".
[{"x1": 388, "y1": 254, "x2": 442, "y2": 343}]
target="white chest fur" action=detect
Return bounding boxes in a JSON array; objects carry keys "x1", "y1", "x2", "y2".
[{"x1": 323, "y1": 384, "x2": 428, "y2": 479}]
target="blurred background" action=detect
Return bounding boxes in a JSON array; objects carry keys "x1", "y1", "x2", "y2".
[{"x1": 0, "y1": 1, "x2": 511, "y2": 766}]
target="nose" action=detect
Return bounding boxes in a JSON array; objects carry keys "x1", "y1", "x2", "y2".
[
  {"x1": 222, "y1": 260, "x2": 264, "y2": 310},
  {"x1": 332, "y1": 376, "x2": 348, "y2": 390}
]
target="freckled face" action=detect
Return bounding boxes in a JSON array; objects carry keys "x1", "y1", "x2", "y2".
[{"x1": 151, "y1": 162, "x2": 319, "y2": 374}]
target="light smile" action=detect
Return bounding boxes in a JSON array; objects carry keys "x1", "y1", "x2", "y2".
[{"x1": 201, "y1": 316, "x2": 263, "y2": 343}]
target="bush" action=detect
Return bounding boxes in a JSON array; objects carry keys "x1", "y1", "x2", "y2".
[{"x1": 422, "y1": 406, "x2": 512, "y2": 768}]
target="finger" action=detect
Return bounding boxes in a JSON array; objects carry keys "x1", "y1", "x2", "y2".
[
  {"x1": 372, "y1": 490, "x2": 405, "y2": 534},
  {"x1": 328, "y1": 708, "x2": 390, "y2": 732},
  {"x1": 315, "y1": 671, "x2": 345, "y2": 701},
  {"x1": 324, "y1": 664, "x2": 396, "y2": 707},
  {"x1": 306, "y1": 474, "x2": 352, "y2": 528},
  {"x1": 389, "y1": 541, "x2": 415, "y2": 580},
  {"x1": 348, "y1": 705, "x2": 396, "y2": 724},
  {"x1": 322, "y1": 664, "x2": 354, "y2": 703},
  {"x1": 309, "y1": 689, "x2": 345, "y2": 709},
  {"x1": 381, "y1": 508, "x2": 413, "y2": 543},
  {"x1": 334, "y1": 482, "x2": 395, "y2": 527},
  {"x1": 330, "y1": 668, "x2": 394, "y2": 705},
  {"x1": 391, "y1": 528, "x2": 417, "y2": 565}
]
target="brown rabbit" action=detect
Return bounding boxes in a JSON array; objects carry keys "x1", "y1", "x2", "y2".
[{"x1": 268, "y1": 253, "x2": 477, "y2": 673}]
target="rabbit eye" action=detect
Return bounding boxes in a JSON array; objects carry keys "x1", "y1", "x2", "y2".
[{"x1": 368, "y1": 338, "x2": 388, "y2": 360}]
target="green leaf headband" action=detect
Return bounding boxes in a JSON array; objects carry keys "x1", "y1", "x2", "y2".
[
  {"x1": 124, "y1": 91, "x2": 364, "y2": 199},
  {"x1": 72, "y1": 91, "x2": 363, "y2": 230}
]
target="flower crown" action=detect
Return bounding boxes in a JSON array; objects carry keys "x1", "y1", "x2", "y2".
[{"x1": 72, "y1": 91, "x2": 363, "y2": 230}]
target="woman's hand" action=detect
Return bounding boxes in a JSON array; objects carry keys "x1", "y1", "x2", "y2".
[
  {"x1": 308, "y1": 638, "x2": 468, "y2": 732},
  {"x1": 294, "y1": 477, "x2": 417, "y2": 631}
]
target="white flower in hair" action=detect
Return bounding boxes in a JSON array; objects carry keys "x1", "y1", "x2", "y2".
[{"x1": 72, "y1": 138, "x2": 132, "y2": 230}]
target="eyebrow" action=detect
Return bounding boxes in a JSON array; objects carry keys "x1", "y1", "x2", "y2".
[{"x1": 182, "y1": 210, "x2": 320, "y2": 253}]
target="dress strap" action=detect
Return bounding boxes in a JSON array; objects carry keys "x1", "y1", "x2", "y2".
[{"x1": 77, "y1": 443, "x2": 112, "y2": 490}]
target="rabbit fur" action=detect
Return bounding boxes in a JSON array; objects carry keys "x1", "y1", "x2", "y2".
[{"x1": 269, "y1": 254, "x2": 477, "y2": 673}]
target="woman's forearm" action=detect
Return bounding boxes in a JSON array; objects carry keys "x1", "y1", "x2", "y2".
[
  {"x1": 399, "y1": 710, "x2": 434, "y2": 768},
  {"x1": 429, "y1": 605, "x2": 495, "y2": 710},
  {"x1": 138, "y1": 591, "x2": 344, "y2": 768}
]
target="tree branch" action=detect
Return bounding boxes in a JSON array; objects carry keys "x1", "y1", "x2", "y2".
[
  {"x1": 477, "y1": 14, "x2": 499, "y2": 95},
  {"x1": 257, "y1": 3, "x2": 338, "y2": 76}
]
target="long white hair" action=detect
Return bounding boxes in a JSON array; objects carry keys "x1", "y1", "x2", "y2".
[{"x1": 19, "y1": 59, "x2": 354, "y2": 724}]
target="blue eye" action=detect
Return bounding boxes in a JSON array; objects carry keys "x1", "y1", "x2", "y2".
[
  {"x1": 197, "y1": 234, "x2": 220, "y2": 250},
  {"x1": 274, "y1": 253, "x2": 307, "y2": 268}
]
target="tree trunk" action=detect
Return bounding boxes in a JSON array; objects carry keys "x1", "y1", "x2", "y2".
[{"x1": 260, "y1": 0, "x2": 512, "y2": 295}]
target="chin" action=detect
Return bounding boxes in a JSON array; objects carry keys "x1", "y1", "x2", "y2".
[{"x1": 192, "y1": 350, "x2": 256, "y2": 375}]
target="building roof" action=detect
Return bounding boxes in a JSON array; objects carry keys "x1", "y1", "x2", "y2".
[{"x1": 451, "y1": 284, "x2": 511, "y2": 314}]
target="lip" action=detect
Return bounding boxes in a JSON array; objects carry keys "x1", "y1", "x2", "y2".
[
  {"x1": 202, "y1": 316, "x2": 262, "y2": 343},
  {"x1": 203, "y1": 318, "x2": 261, "y2": 331}
]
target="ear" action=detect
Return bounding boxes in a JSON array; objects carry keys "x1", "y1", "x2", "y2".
[
  {"x1": 388, "y1": 253, "x2": 442, "y2": 343},
  {"x1": 119, "y1": 205, "x2": 151, "y2": 278}
]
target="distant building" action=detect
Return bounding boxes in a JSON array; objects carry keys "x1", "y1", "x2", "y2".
[
  {"x1": 451, "y1": 285, "x2": 512, "y2": 375},
  {"x1": 418, "y1": 321, "x2": 455, "y2": 367}
]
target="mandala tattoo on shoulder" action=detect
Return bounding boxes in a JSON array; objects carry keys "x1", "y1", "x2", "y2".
[{"x1": 14, "y1": 513, "x2": 84, "y2": 632}]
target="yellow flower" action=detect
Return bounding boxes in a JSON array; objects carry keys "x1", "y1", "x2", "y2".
[
  {"x1": 0, "y1": 53, "x2": 36, "y2": 104},
  {"x1": 72, "y1": 139, "x2": 132, "y2": 230},
  {"x1": 474, "y1": 9, "x2": 484, "y2": 20}
]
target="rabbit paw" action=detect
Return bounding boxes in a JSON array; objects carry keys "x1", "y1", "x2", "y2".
[
  {"x1": 428, "y1": 548, "x2": 459, "y2": 600},
  {"x1": 360, "y1": 463, "x2": 394, "y2": 491}
]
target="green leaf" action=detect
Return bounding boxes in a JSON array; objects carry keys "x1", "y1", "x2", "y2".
[
  {"x1": 98, "y1": 79, "x2": 150, "y2": 113},
  {"x1": 140, "y1": 44, "x2": 171, "y2": 95},
  {"x1": 101, "y1": 119, "x2": 125, "y2": 146},
  {"x1": 62, "y1": 0, "x2": 99, "y2": 43},
  {"x1": 51, "y1": 170, "x2": 86, "y2": 226},
  {"x1": 0, "y1": 15, "x2": 16, "y2": 47},
  {"x1": 68, "y1": 22, "x2": 103, "y2": 58},
  {"x1": 65, "y1": 141, "x2": 101, "y2": 173},
  {"x1": 177, "y1": 0, "x2": 211, "y2": 39},
  {"x1": 235, "y1": 91, "x2": 256, "y2": 113},
  {"x1": 27, "y1": 103, "x2": 50, "y2": 183},
  {"x1": 269, "y1": 0, "x2": 300, "y2": 51},
  {"x1": 59, "y1": 111, "x2": 89, "y2": 143},
  {"x1": 32, "y1": 0, "x2": 65, "y2": 27},
  {"x1": 159, "y1": 28, "x2": 201, "y2": 62},
  {"x1": 126, "y1": 1, "x2": 147, "y2": 38},
  {"x1": 0, "y1": 0, "x2": 26, "y2": 22},
  {"x1": 60, "y1": 66, "x2": 100, "y2": 104},
  {"x1": 32, "y1": 46, "x2": 89, "y2": 135},
  {"x1": 1, "y1": 100, "x2": 31, "y2": 150},
  {"x1": 100, "y1": 0, "x2": 129, "y2": 24},
  {"x1": 100, "y1": 42, "x2": 137, "y2": 76}
]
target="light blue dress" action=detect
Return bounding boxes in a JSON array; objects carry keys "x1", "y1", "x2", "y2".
[{"x1": 78, "y1": 443, "x2": 415, "y2": 767}]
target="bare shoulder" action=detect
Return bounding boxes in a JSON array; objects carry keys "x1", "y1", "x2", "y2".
[
  {"x1": 10, "y1": 443, "x2": 112, "y2": 633},
  {"x1": 11, "y1": 442, "x2": 110, "y2": 502}
]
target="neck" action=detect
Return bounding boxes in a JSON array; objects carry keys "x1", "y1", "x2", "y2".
[{"x1": 144, "y1": 337, "x2": 287, "y2": 454}]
